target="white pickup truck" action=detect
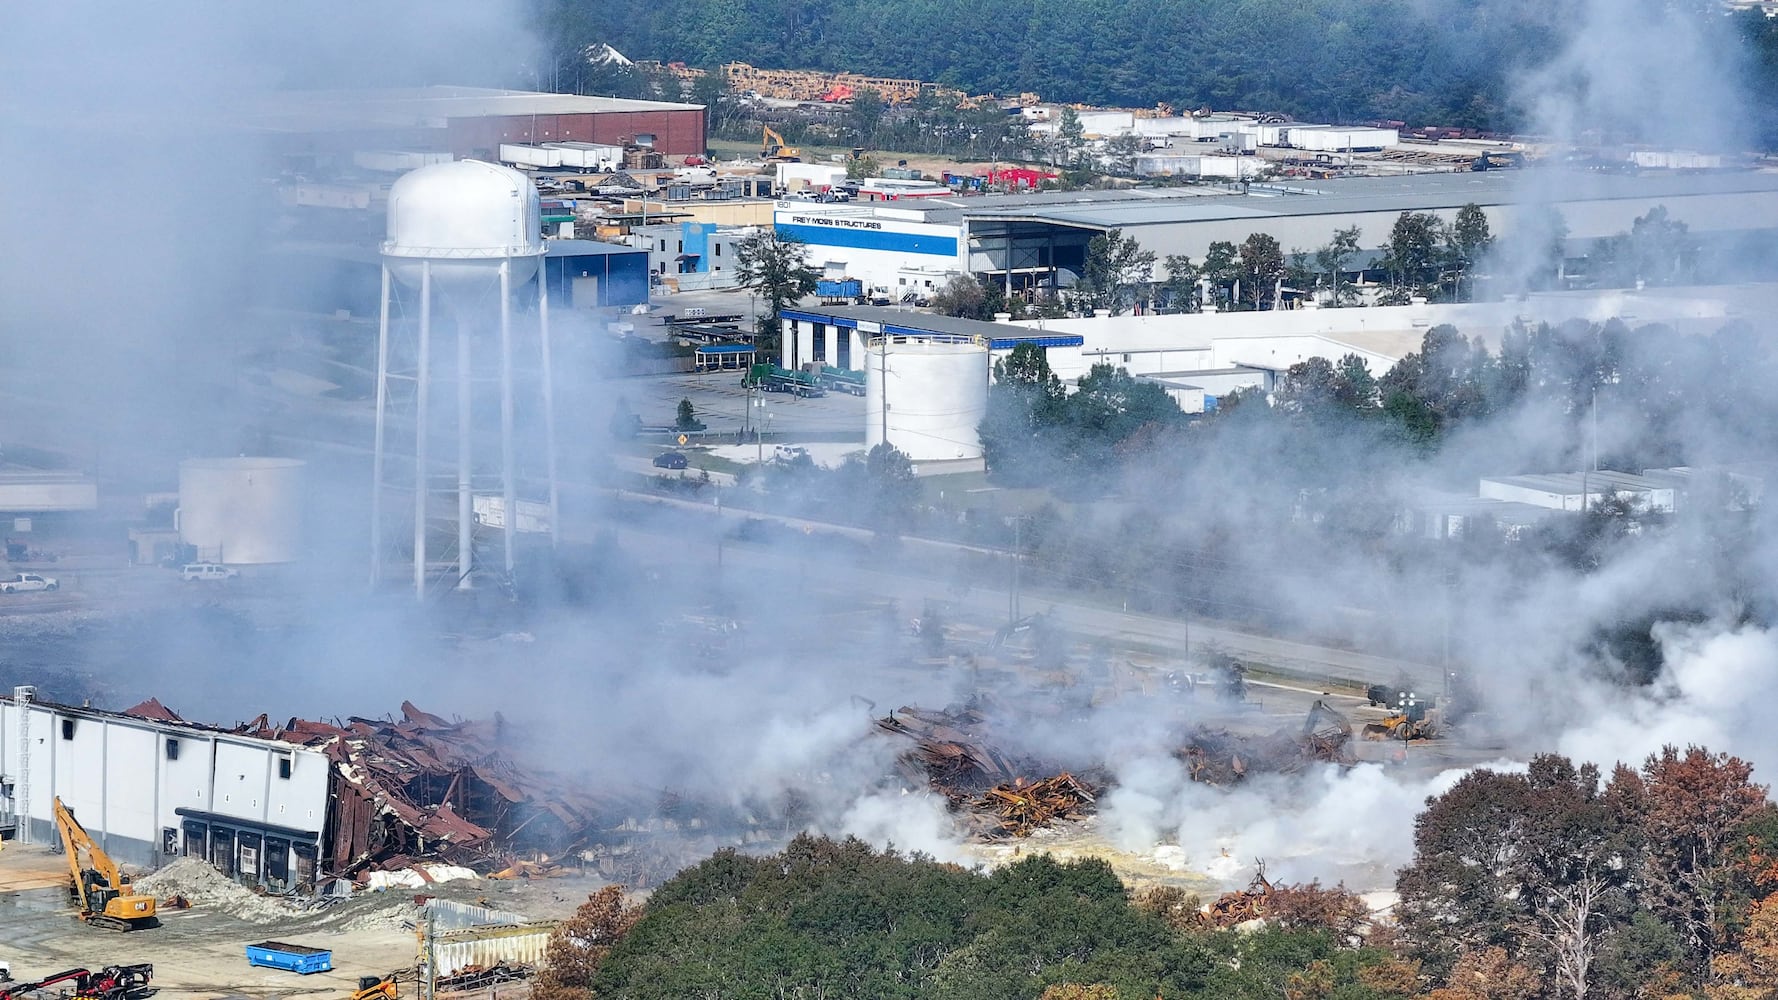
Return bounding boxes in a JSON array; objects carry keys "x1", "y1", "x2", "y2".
[{"x1": 0, "y1": 572, "x2": 58, "y2": 593}]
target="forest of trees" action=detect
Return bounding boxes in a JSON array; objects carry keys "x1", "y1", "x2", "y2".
[
  {"x1": 533, "y1": 0, "x2": 1778, "y2": 140},
  {"x1": 532, "y1": 745, "x2": 1778, "y2": 999}
]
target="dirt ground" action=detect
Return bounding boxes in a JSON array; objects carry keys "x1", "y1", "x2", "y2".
[{"x1": 0, "y1": 846, "x2": 606, "y2": 1000}]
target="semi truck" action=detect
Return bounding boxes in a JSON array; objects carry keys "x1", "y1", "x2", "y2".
[
  {"x1": 819, "y1": 366, "x2": 867, "y2": 396},
  {"x1": 743, "y1": 364, "x2": 826, "y2": 397}
]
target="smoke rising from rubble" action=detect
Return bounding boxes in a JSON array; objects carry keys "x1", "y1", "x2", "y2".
[{"x1": 6, "y1": 0, "x2": 1778, "y2": 895}]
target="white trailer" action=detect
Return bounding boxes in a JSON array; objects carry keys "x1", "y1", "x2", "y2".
[
  {"x1": 500, "y1": 143, "x2": 564, "y2": 169},
  {"x1": 544, "y1": 142, "x2": 624, "y2": 171},
  {"x1": 0, "y1": 473, "x2": 98, "y2": 513},
  {"x1": 353, "y1": 150, "x2": 452, "y2": 173}
]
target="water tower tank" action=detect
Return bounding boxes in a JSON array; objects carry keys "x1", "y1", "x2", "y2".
[
  {"x1": 383, "y1": 160, "x2": 544, "y2": 295},
  {"x1": 865, "y1": 336, "x2": 989, "y2": 462},
  {"x1": 178, "y1": 458, "x2": 306, "y2": 565}
]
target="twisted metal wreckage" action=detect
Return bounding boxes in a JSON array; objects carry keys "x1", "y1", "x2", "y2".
[{"x1": 130, "y1": 699, "x2": 648, "y2": 878}]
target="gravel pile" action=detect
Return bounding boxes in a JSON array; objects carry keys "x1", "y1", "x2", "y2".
[{"x1": 135, "y1": 858, "x2": 300, "y2": 923}]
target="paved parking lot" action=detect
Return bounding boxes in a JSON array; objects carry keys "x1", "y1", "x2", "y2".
[{"x1": 609, "y1": 369, "x2": 868, "y2": 441}]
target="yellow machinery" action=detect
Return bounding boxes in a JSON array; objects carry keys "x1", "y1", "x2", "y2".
[
  {"x1": 52, "y1": 797, "x2": 158, "y2": 931},
  {"x1": 761, "y1": 126, "x2": 801, "y2": 162},
  {"x1": 349, "y1": 974, "x2": 399, "y2": 1000}
]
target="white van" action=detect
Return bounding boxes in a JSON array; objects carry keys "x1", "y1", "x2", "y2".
[{"x1": 181, "y1": 563, "x2": 238, "y2": 582}]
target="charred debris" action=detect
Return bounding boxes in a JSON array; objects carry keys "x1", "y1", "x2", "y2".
[{"x1": 871, "y1": 697, "x2": 1358, "y2": 838}]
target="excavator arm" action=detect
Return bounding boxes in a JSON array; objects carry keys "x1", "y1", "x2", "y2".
[
  {"x1": 53, "y1": 797, "x2": 95, "y2": 915},
  {"x1": 52, "y1": 797, "x2": 156, "y2": 931}
]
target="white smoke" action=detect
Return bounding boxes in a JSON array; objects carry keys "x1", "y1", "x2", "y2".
[
  {"x1": 1559, "y1": 623, "x2": 1778, "y2": 771},
  {"x1": 1099, "y1": 755, "x2": 1518, "y2": 887}
]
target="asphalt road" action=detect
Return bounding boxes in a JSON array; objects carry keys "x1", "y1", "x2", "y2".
[{"x1": 591, "y1": 488, "x2": 1439, "y2": 689}]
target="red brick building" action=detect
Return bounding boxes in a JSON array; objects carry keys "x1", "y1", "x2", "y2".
[{"x1": 257, "y1": 86, "x2": 708, "y2": 161}]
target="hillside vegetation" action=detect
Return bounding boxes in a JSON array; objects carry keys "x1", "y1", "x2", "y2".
[{"x1": 536, "y1": 0, "x2": 1777, "y2": 135}]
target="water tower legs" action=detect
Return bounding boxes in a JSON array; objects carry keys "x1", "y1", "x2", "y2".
[
  {"x1": 415, "y1": 261, "x2": 433, "y2": 602},
  {"x1": 499, "y1": 260, "x2": 516, "y2": 576},
  {"x1": 372, "y1": 264, "x2": 391, "y2": 586},
  {"x1": 539, "y1": 274, "x2": 559, "y2": 544}
]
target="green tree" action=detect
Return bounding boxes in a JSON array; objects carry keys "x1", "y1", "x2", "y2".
[
  {"x1": 1450, "y1": 203, "x2": 1492, "y2": 299},
  {"x1": 979, "y1": 343, "x2": 1066, "y2": 480},
  {"x1": 858, "y1": 442, "x2": 919, "y2": 525},
  {"x1": 1081, "y1": 229, "x2": 1156, "y2": 315},
  {"x1": 1315, "y1": 225, "x2": 1363, "y2": 306},
  {"x1": 735, "y1": 229, "x2": 819, "y2": 359},
  {"x1": 929, "y1": 274, "x2": 990, "y2": 319},
  {"x1": 1159, "y1": 254, "x2": 1200, "y2": 313},
  {"x1": 845, "y1": 153, "x2": 881, "y2": 180},
  {"x1": 1397, "y1": 755, "x2": 1641, "y2": 997},
  {"x1": 1203, "y1": 240, "x2": 1242, "y2": 310},
  {"x1": 1384, "y1": 211, "x2": 1448, "y2": 294},
  {"x1": 1239, "y1": 232, "x2": 1286, "y2": 309},
  {"x1": 674, "y1": 397, "x2": 704, "y2": 431},
  {"x1": 1054, "y1": 107, "x2": 1086, "y2": 166},
  {"x1": 1103, "y1": 134, "x2": 1147, "y2": 174},
  {"x1": 847, "y1": 87, "x2": 885, "y2": 146}
]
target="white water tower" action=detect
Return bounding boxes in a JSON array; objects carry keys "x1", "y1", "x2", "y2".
[{"x1": 374, "y1": 160, "x2": 560, "y2": 597}]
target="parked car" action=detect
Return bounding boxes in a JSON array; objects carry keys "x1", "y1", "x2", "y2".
[
  {"x1": 181, "y1": 563, "x2": 239, "y2": 582},
  {"x1": 0, "y1": 572, "x2": 58, "y2": 593},
  {"x1": 653, "y1": 451, "x2": 689, "y2": 470}
]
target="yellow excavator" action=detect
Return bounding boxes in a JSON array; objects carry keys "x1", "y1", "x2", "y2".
[
  {"x1": 53, "y1": 797, "x2": 158, "y2": 931},
  {"x1": 761, "y1": 126, "x2": 801, "y2": 162}
]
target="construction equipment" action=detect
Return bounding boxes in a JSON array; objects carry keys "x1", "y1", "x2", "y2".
[
  {"x1": 52, "y1": 797, "x2": 158, "y2": 931},
  {"x1": 348, "y1": 973, "x2": 400, "y2": 1000},
  {"x1": 0, "y1": 965, "x2": 152, "y2": 1000},
  {"x1": 761, "y1": 126, "x2": 801, "y2": 163},
  {"x1": 1361, "y1": 699, "x2": 1439, "y2": 741}
]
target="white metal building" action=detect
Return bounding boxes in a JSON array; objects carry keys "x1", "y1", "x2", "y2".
[
  {"x1": 1478, "y1": 471, "x2": 1678, "y2": 513},
  {"x1": 0, "y1": 689, "x2": 330, "y2": 890},
  {"x1": 776, "y1": 170, "x2": 1778, "y2": 297}
]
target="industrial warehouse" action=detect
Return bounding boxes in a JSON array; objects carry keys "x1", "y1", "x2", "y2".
[{"x1": 772, "y1": 170, "x2": 1778, "y2": 299}]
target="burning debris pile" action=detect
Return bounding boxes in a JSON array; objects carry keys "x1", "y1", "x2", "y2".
[
  {"x1": 975, "y1": 774, "x2": 1097, "y2": 838},
  {"x1": 1201, "y1": 868, "x2": 1275, "y2": 927},
  {"x1": 874, "y1": 704, "x2": 1098, "y2": 838},
  {"x1": 874, "y1": 704, "x2": 1024, "y2": 797},
  {"x1": 1176, "y1": 701, "x2": 1357, "y2": 786}
]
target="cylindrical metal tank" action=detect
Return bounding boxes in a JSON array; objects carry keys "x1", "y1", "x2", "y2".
[
  {"x1": 864, "y1": 335, "x2": 989, "y2": 462},
  {"x1": 178, "y1": 458, "x2": 306, "y2": 565},
  {"x1": 383, "y1": 160, "x2": 544, "y2": 296}
]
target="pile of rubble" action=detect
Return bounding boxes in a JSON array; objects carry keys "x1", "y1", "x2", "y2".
[
  {"x1": 134, "y1": 859, "x2": 298, "y2": 923},
  {"x1": 1176, "y1": 701, "x2": 1357, "y2": 786},
  {"x1": 874, "y1": 705, "x2": 1024, "y2": 798},
  {"x1": 1201, "y1": 868, "x2": 1275, "y2": 927},
  {"x1": 974, "y1": 774, "x2": 1097, "y2": 838},
  {"x1": 874, "y1": 705, "x2": 1096, "y2": 838}
]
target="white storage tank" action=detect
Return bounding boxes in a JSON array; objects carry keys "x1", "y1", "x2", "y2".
[
  {"x1": 864, "y1": 335, "x2": 989, "y2": 462},
  {"x1": 178, "y1": 458, "x2": 306, "y2": 565},
  {"x1": 383, "y1": 159, "x2": 544, "y2": 298}
]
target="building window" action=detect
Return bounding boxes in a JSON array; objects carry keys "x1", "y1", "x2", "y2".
[
  {"x1": 277, "y1": 756, "x2": 292, "y2": 780},
  {"x1": 677, "y1": 240, "x2": 683, "y2": 253},
  {"x1": 61, "y1": 719, "x2": 74, "y2": 740},
  {"x1": 165, "y1": 738, "x2": 180, "y2": 760},
  {"x1": 715, "y1": 244, "x2": 722, "y2": 257},
  {"x1": 1123, "y1": 354, "x2": 1131, "y2": 362}
]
